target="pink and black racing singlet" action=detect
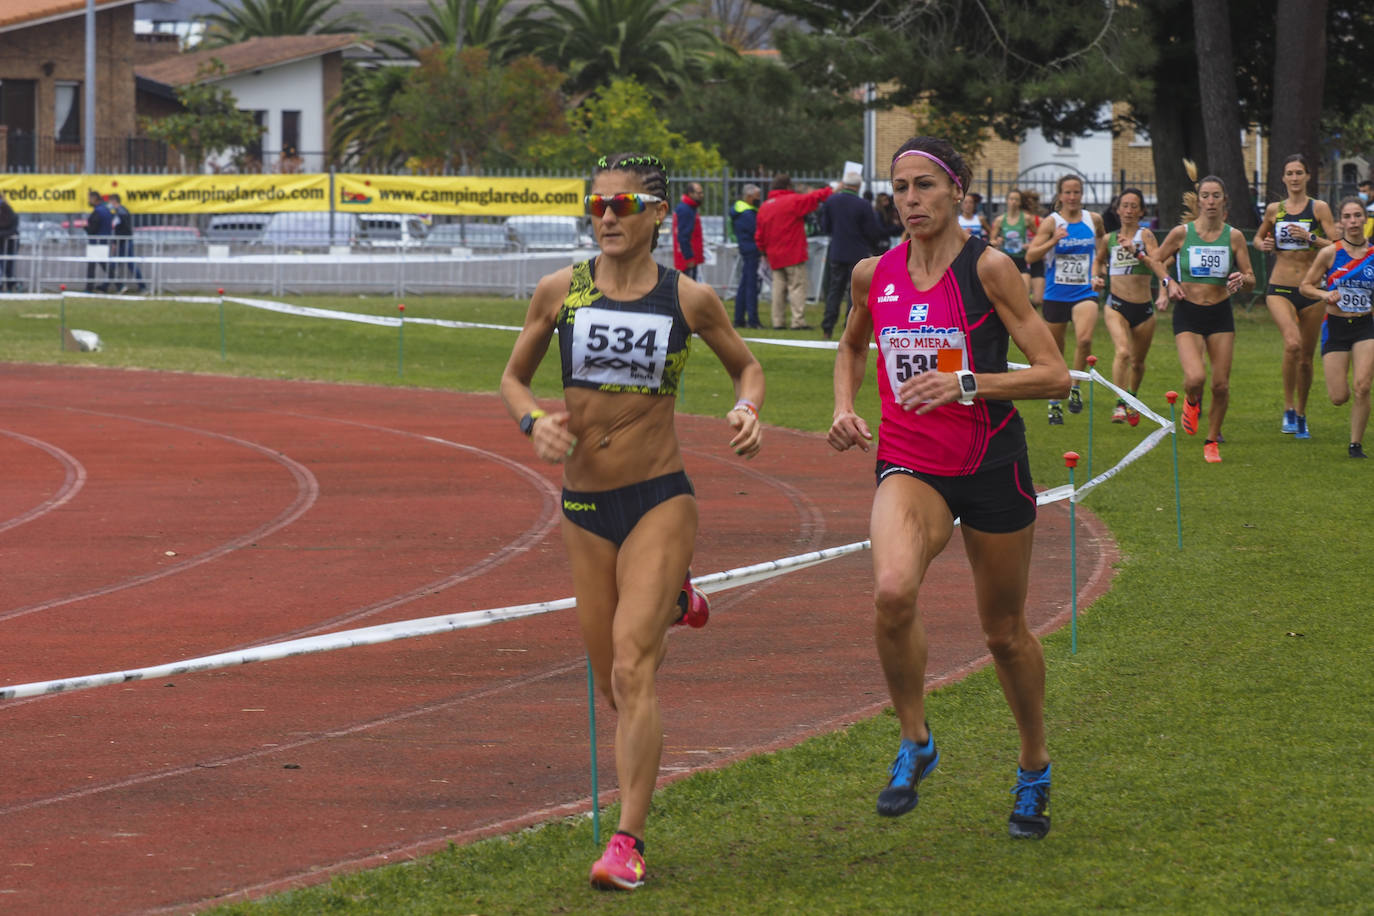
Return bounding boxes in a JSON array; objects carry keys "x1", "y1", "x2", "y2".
[{"x1": 870, "y1": 237, "x2": 1027, "y2": 475}]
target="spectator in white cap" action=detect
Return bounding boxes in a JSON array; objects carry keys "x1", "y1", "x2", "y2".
[{"x1": 818, "y1": 170, "x2": 884, "y2": 340}]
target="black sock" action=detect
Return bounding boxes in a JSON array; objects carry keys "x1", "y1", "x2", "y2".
[{"x1": 615, "y1": 830, "x2": 645, "y2": 855}]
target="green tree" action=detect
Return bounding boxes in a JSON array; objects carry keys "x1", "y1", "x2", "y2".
[
  {"x1": 668, "y1": 53, "x2": 860, "y2": 173},
  {"x1": 199, "y1": 0, "x2": 364, "y2": 46},
  {"x1": 1192, "y1": 0, "x2": 1255, "y2": 227},
  {"x1": 525, "y1": 78, "x2": 724, "y2": 175},
  {"x1": 697, "y1": 0, "x2": 785, "y2": 50},
  {"x1": 757, "y1": 0, "x2": 1152, "y2": 146},
  {"x1": 327, "y1": 64, "x2": 410, "y2": 170},
  {"x1": 378, "y1": 0, "x2": 526, "y2": 60},
  {"x1": 390, "y1": 45, "x2": 566, "y2": 173},
  {"x1": 141, "y1": 60, "x2": 266, "y2": 171},
  {"x1": 510, "y1": 0, "x2": 726, "y2": 100}
]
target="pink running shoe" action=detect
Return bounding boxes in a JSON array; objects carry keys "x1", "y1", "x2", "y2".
[
  {"x1": 589, "y1": 832, "x2": 646, "y2": 890},
  {"x1": 673, "y1": 573, "x2": 709, "y2": 628}
]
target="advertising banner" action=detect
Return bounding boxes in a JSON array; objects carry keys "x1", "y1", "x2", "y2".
[
  {"x1": 0, "y1": 174, "x2": 585, "y2": 217},
  {"x1": 333, "y1": 174, "x2": 584, "y2": 217},
  {"x1": 0, "y1": 174, "x2": 329, "y2": 214}
]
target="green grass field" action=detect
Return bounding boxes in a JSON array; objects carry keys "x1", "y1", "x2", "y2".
[{"x1": 2, "y1": 291, "x2": 1370, "y2": 914}]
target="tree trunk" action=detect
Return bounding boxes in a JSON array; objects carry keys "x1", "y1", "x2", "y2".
[
  {"x1": 1268, "y1": 0, "x2": 1328, "y2": 200},
  {"x1": 1150, "y1": 98, "x2": 1190, "y2": 230},
  {"x1": 1192, "y1": 0, "x2": 1257, "y2": 228}
]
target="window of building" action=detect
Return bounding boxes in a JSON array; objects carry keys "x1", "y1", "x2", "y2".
[
  {"x1": 281, "y1": 110, "x2": 300, "y2": 158},
  {"x1": 55, "y1": 81, "x2": 81, "y2": 145}
]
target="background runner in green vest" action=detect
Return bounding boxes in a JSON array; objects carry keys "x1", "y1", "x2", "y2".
[
  {"x1": 1091, "y1": 188, "x2": 1161, "y2": 426},
  {"x1": 1150, "y1": 172, "x2": 1256, "y2": 463}
]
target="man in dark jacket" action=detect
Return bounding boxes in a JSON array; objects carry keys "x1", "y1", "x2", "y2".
[
  {"x1": 730, "y1": 183, "x2": 762, "y2": 328},
  {"x1": 673, "y1": 181, "x2": 705, "y2": 279},
  {"x1": 0, "y1": 191, "x2": 18, "y2": 292},
  {"x1": 84, "y1": 190, "x2": 114, "y2": 293},
  {"x1": 108, "y1": 193, "x2": 146, "y2": 294},
  {"x1": 819, "y1": 171, "x2": 883, "y2": 340}
]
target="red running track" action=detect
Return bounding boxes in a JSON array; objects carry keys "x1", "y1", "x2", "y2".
[{"x1": 0, "y1": 364, "x2": 1116, "y2": 914}]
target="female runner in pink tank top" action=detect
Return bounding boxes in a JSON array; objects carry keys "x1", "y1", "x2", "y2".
[{"x1": 829, "y1": 136, "x2": 1069, "y2": 839}]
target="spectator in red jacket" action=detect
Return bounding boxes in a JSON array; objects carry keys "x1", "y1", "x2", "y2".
[
  {"x1": 756, "y1": 174, "x2": 833, "y2": 329},
  {"x1": 673, "y1": 181, "x2": 705, "y2": 279}
]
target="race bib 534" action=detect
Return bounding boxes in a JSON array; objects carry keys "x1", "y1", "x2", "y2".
[{"x1": 571, "y1": 307, "x2": 672, "y2": 387}]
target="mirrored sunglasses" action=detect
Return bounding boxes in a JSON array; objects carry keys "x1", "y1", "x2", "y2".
[{"x1": 584, "y1": 193, "x2": 663, "y2": 218}]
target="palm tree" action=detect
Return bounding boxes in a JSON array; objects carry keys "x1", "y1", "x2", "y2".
[
  {"x1": 327, "y1": 64, "x2": 410, "y2": 170},
  {"x1": 200, "y1": 0, "x2": 365, "y2": 47},
  {"x1": 510, "y1": 0, "x2": 726, "y2": 100},
  {"x1": 379, "y1": 0, "x2": 526, "y2": 61}
]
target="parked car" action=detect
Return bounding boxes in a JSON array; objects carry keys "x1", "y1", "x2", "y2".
[
  {"x1": 259, "y1": 211, "x2": 360, "y2": 247},
  {"x1": 357, "y1": 213, "x2": 430, "y2": 248},
  {"x1": 506, "y1": 215, "x2": 593, "y2": 251},
  {"x1": 18, "y1": 214, "x2": 69, "y2": 244},
  {"x1": 134, "y1": 225, "x2": 203, "y2": 247},
  {"x1": 205, "y1": 213, "x2": 271, "y2": 243},
  {"x1": 424, "y1": 221, "x2": 510, "y2": 252},
  {"x1": 697, "y1": 214, "x2": 729, "y2": 246}
]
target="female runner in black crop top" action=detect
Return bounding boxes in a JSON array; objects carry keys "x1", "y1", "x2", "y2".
[{"x1": 500, "y1": 152, "x2": 764, "y2": 892}]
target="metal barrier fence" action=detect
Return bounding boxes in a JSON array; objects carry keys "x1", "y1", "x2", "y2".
[
  {"x1": 2, "y1": 230, "x2": 1277, "y2": 307},
  {"x1": 0, "y1": 226, "x2": 834, "y2": 303},
  {"x1": 0, "y1": 232, "x2": 833, "y2": 302}
]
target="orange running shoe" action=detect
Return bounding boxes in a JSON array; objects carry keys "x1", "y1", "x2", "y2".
[
  {"x1": 1126, "y1": 407, "x2": 1141, "y2": 427},
  {"x1": 1181, "y1": 398, "x2": 1200, "y2": 436},
  {"x1": 590, "y1": 832, "x2": 646, "y2": 891},
  {"x1": 673, "y1": 573, "x2": 709, "y2": 628},
  {"x1": 1203, "y1": 440, "x2": 1221, "y2": 463}
]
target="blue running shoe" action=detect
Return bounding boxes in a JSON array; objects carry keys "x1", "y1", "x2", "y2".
[
  {"x1": 1295, "y1": 415, "x2": 1311, "y2": 440},
  {"x1": 1009, "y1": 763, "x2": 1051, "y2": 839},
  {"x1": 1281, "y1": 409, "x2": 1298, "y2": 434},
  {"x1": 877, "y1": 730, "x2": 939, "y2": 817}
]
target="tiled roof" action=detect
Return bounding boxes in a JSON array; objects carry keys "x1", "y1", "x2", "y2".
[
  {"x1": 0, "y1": 0, "x2": 142, "y2": 32},
  {"x1": 134, "y1": 33, "x2": 370, "y2": 87}
]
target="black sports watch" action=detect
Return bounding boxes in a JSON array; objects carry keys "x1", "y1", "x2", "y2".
[
  {"x1": 519, "y1": 409, "x2": 546, "y2": 437},
  {"x1": 955, "y1": 370, "x2": 978, "y2": 405}
]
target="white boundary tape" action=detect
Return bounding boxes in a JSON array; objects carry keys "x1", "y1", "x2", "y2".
[
  {"x1": 0, "y1": 295, "x2": 1176, "y2": 701},
  {"x1": 0, "y1": 542, "x2": 872, "y2": 701}
]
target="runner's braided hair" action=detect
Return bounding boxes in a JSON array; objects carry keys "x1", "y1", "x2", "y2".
[{"x1": 595, "y1": 153, "x2": 668, "y2": 251}]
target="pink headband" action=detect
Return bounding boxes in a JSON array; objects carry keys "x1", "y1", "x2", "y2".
[{"x1": 892, "y1": 149, "x2": 963, "y2": 191}]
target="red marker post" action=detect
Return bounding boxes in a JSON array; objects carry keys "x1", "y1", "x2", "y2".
[
  {"x1": 1166, "y1": 391, "x2": 1182, "y2": 548},
  {"x1": 1063, "y1": 451, "x2": 1080, "y2": 653},
  {"x1": 397, "y1": 303, "x2": 406, "y2": 378}
]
